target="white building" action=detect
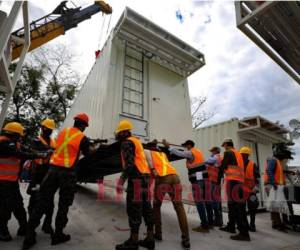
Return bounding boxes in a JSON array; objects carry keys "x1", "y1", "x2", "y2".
[
  {"x1": 64, "y1": 7, "x2": 205, "y2": 185},
  {"x1": 194, "y1": 116, "x2": 291, "y2": 206}
]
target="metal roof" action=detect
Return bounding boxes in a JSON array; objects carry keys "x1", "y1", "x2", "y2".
[
  {"x1": 238, "y1": 116, "x2": 290, "y2": 144},
  {"x1": 113, "y1": 7, "x2": 205, "y2": 77},
  {"x1": 240, "y1": 116, "x2": 290, "y2": 134},
  {"x1": 196, "y1": 116, "x2": 290, "y2": 144},
  {"x1": 235, "y1": 1, "x2": 300, "y2": 85}
]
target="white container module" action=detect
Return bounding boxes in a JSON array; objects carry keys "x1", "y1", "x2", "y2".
[
  {"x1": 63, "y1": 7, "x2": 205, "y2": 187},
  {"x1": 194, "y1": 116, "x2": 291, "y2": 207}
]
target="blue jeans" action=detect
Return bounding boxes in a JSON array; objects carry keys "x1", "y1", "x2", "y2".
[
  {"x1": 192, "y1": 180, "x2": 210, "y2": 227},
  {"x1": 209, "y1": 182, "x2": 222, "y2": 225}
]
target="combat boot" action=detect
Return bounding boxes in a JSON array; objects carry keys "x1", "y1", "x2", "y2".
[
  {"x1": 249, "y1": 223, "x2": 256, "y2": 232},
  {"x1": 116, "y1": 238, "x2": 139, "y2": 250},
  {"x1": 219, "y1": 225, "x2": 236, "y2": 234},
  {"x1": 51, "y1": 232, "x2": 71, "y2": 245},
  {"x1": 22, "y1": 232, "x2": 36, "y2": 250},
  {"x1": 181, "y1": 239, "x2": 190, "y2": 250},
  {"x1": 0, "y1": 230, "x2": 12, "y2": 242},
  {"x1": 42, "y1": 222, "x2": 54, "y2": 235},
  {"x1": 154, "y1": 233, "x2": 162, "y2": 241},
  {"x1": 230, "y1": 233, "x2": 251, "y2": 241},
  {"x1": 192, "y1": 225, "x2": 209, "y2": 233},
  {"x1": 139, "y1": 237, "x2": 155, "y2": 250}
]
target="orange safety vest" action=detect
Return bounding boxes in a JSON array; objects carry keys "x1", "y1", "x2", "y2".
[
  {"x1": 264, "y1": 159, "x2": 285, "y2": 185},
  {"x1": 0, "y1": 136, "x2": 21, "y2": 182},
  {"x1": 151, "y1": 151, "x2": 177, "y2": 177},
  {"x1": 224, "y1": 149, "x2": 244, "y2": 183},
  {"x1": 186, "y1": 148, "x2": 205, "y2": 169},
  {"x1": 244, "y1": 160, "x2": 255, "y2": 192},
  {"x1": 49, "y1": 127, "x2": 84, "y2": 168},
  {"x1": 121, "y1": 136, "x2": 150, "y2": 174},
  {"x1": 207, "y1": 153, "x2": 222, "y2": 183},
  {"x1": 35, "y1": 135, "x2": 56, "y2": 165}
]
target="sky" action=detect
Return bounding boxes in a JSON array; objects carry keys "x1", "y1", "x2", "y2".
[{"x1": 1, "y1": 0, "x2": 300, "y2": 165}]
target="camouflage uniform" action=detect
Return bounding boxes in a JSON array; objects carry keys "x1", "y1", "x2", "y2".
[
  {"x1": 121, "y1": 140, "x2": 154, "y2": 234},
  {"x1": 27, "y1": 167, "x2": 77, "y2": 232},
  {"x1": 26, "y1": 136, "x2": 90, "y2": 234},
  {"x1": 0, "y1": 135, "x2": 39, "y2": 238},
  {"x1": 27, "y1": 136, "x2": 54, "y2": 230},
  {"x1": 0, "y1": 182, "x2": 27, "y2": 235}
]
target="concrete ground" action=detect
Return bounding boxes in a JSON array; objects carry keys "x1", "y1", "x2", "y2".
[{"x1": 1, "y1": 182, "x2": 300, "y2": 250}]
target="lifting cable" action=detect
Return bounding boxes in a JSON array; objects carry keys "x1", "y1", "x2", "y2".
[
  {"x1": 97, "y1": 14, "x2": 106, "y2": 49},
  {"x1": 106, "y1": 13, "x2": 112, "y2": 35}
]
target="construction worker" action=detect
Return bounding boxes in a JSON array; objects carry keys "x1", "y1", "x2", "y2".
[
  {"x1": 264, "y1": 143, "x2": 293, "y2": 232},
  {"x1": 240, "y1": 147, "x2": 260, "y2": 232},
  {"x1": 115, "y1": 120, "x2": 155, "y2": 250},
  {"x1": 145, "y1": 140, "x2": 190, "y2": 249},
  {"x1": 27, "y1": 118, "x2": 57, "y2": 235},
  {"x1": 219, "y1": 138, "x2": 250, "y2": 241},
  {"x1": 205, "y1": 146, "x2": 223, "y2": 226},
  {"x1": 0, "y1": 122, "x2": 46, "y2": 241},
  {"x1": 162, "y1": 139, "x2": 211, "y2": 233},
  {"x1": 23, "y1": 113, "x2": 95, "y2": 250}
]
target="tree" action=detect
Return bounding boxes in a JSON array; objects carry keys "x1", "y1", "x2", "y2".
[
  {"x1": 0, "y1": 44, "x2": 80, "y2": 136},
  {"x1": 0, "y1": 63, "x2": 44, "y2": 132},
  {"x1": 30, "y1": 45, "x2": 80, "y2": 122},
  {"x1": 191, "y1": 96, "x2": 214, "y2": 129},
  {"x1": 289, "y1": 119, "x2": 300, "y2": 140}
]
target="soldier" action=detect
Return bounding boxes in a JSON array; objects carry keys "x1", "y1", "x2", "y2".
[
  {"x1": 23, "y1": 113, "x2": 95, "y2": 250},
  {"x1": 27, "y1": 119, "x2": 57, "y2": 235},
  {"x1": 0, "y1": 122, "x2": 45, "y2": 241},
  {"x1": 115, "y1": 120, "x2": 155, "y2": 250}
]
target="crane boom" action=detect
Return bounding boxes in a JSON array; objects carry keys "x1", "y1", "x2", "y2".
[{"x1": 11, "y1": 1, "x2": 112, "y2": 60}]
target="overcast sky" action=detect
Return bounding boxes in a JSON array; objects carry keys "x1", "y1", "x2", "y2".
[{"x1": 2, "y1": 0, "x2": 300, "y2": 164}]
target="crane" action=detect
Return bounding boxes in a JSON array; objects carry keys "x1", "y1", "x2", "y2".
[{"x1": 11, "y1": 1, "x2": 112, "y2": 61}]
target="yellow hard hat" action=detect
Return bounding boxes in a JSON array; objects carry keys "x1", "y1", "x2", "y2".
[
  {"x1": 240, "y1": 146, "x2": 252, "y2": 155},
  {"x1": 3, "y1": 122, "x2": 24, "y2": 136},
  {"x1": 115, "y1": 120, "x2": 133, "y2": 134},
  {"x1": 41, "y1": 118, "x2": 56, "y2": 130}
]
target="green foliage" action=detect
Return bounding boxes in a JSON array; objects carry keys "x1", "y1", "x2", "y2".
[
  {"x1": 1, "y1": 63, "x2": 44, "y2": 134},
  {"x1": 1, "y1": 44, "x2": 80, "y2": 137}
]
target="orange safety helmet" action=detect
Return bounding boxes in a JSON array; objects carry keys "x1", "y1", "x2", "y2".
[{"x1": 74, "y1": 113, "x2": 89, "y2": 126}]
